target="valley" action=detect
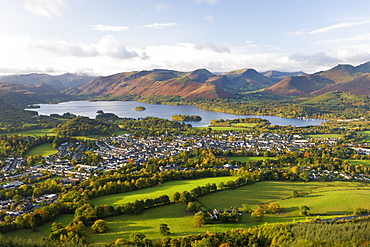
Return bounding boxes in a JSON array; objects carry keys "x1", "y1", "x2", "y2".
[{"x1": 0, "y1": 62, "x2": 369, "y2": 246}]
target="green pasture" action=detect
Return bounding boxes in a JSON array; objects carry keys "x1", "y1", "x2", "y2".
[
  {"x1": 87, "y1": 203, "x2": 204, "y2": 244},
  {"x1": 2, "y1": 128, "x2": 55, "y2": 137},
  {"x1": 113, "y1": 130, "x2": 129, "y2": 136},
  {"x1": 24, "y1": 143, "x2": 58, "y2": 157},
  {"x1": 198, "y1": 180, "x2": 370, "y2": 215},
  {"x1": 345, "y1": 159, "x2": 370, "y2": 166},
  {"x1": 232, "y1": 123, "x2": 257, "y2": 128},
  {"x1": 3, "y1": 214, "x2": 74, "y2": 240},
  {"x1": 228, "y1": 156, "x2": 277, "y2": 162},
  {"x1": 358, "y1": 130, "x2": 370, "y2": 142},
  {"x1": 278, "y1": 188, "x2": 370, "y2": 216},
  {"x1": 5, "y1": 181, "x2": 369, "y2": 244},
  {"x1": 91, "y1": 176, "x2": 237, "y2": 206},
  {"x1": 304, "y1": 134, "x2": 342, "y2": 139},
  {"x1": 87, "y1": 200, "x2": 343, "y2": 244},
  {"x1": 194, "y1": 127, "x2": 247, "y2": 131}
]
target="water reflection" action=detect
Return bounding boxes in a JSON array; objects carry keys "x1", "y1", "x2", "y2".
[{"x1": 28, "y1": 101, "x2": 327, "y2": 127}]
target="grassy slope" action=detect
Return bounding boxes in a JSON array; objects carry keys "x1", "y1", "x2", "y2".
[
  {"x1": 198, "y1": 181, "x2": 370, "y2": 214},
  {"x1": 87, "y1": 204, "x2": 203, "y2": 245},
  {"x1": 304, "y1": 134, "x2": 342, "y2": 138},
  {"x1": 24, "y1": 143, "x2": 58, "y2": 157},
  {"x1": 358, "y1": 130, "x2": 370, "y2": 142},
  {"x1": 3, "y1": 128, "x2": 55, "y2": 137},
  {"x1": 5, "y1": 181, "x2": 370, "y2": 244},
  {"x1": 228, "y1": 156, "x2": 277, "y2": 162},
  {"x1": 91, "y1": 177, "x2": 236, "y2": 206},
  {"x1": 193, "y1": 127, "x2": 247, "y2": 131},
  {"x1": 3, "y1": 214, "x2": 74, "y2": 240},
  {"x1": 345, "y1": 159, "x2": 370, "y2": 166}
]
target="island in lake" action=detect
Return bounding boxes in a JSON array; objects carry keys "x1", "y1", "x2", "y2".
[
  {"x1": 172, "y1": 114, "x2": 202, "y2": 121},
  {"x1": 134, "y1": 106, "x2": 146, "y2": 111}
]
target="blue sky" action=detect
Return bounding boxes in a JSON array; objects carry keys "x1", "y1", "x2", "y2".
[{"x1": 1, "y1": 0, "x2": 370, "y2": 75}]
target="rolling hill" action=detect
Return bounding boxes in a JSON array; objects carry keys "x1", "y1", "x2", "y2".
[
  {"x1": 263, "y1": 61, "x2": 370, "y2": 96},
  {"x1": 312, "y1": 73, "x2": 370, "y2": 96},
  {"x1": 0, "y1": 73, "x2": 95, "y2": 90},
  {"x1": 76, "y1": 68, "x2": 280, "y2": 99},
  {"x1": 77, "y1": 69, "x2": 232, "y2": 99},
  {"x1": 262, "y1": 75, "x2": 334, "y2": 96}
]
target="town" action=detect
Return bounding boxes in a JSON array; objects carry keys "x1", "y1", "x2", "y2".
[{"x1": 0, "y1": 128, "x2": 369, "y2": 220}]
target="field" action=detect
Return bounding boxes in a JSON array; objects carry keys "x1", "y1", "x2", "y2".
[
  {"x1": 3, "y1": 214, "x2": 74, "y2": 240},
  {"x1": 5, "y1": 180, "x2": 370, "y2": 244},
  {"x1": 113, "y1": 130, "x2": 129, "y2": 136},
  {"x1": 92, "y1": 180, "x2": 370, "y2": 243},
  {"x1": 194, "y1": 127, "x2": 247, "y2": 131},
  {"x1": 87, "y1": 204, "x2": 204, "y2": 245},
  {"x1": 345, "y1": 159, "x2": 370, "y2": 166},
  {"x1": 232, "y1": 123, "x2": 257, "y2": 128},
  {"x1": 3, "y1": 128, "x2": 55, "y2": 137},
  {"x1": 228, "y1": 156, "x2": 277, "y2": 162},
  {"x1": 198, "y1": 181, "x2": 370, "y2": 215},
  {"x1": 24, "y1": 143, "x2": 58, "y2": 157},
  {"x1": 358, "y1": 130, "x2": 370, "y2": 142},
  {"x1": 91, "y1": 176, "x2": 237, "y2": 206},
  {"x1": 304, "y1": 134, "x2": 342, "y2": 139}
]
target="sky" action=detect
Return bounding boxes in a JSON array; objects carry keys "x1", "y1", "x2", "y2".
[{"x1": 1, "y1": 0, "x2": 370, "y2": 76}]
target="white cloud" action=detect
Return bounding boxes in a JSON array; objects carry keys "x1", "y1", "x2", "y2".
[
  {"x1": 91, "y1": 24, "x2": 129, "y2": 32},
  {"x1": 154, "y1": 4, "x2": 169, "y2": 11},
  {"x1": 96, "y1": 35, "x2": 139, "y2": 59},
  {"x1": 138, "y1": 23, "x2": 179, "y2": 29},
  {"x1": 204, "y1": 15, "x2": 214, "y2": 22},
  {"x1": 289, "y1": 20, "x2": 370, "y2": 35},
  {"x1": 22, "y1": 0, "x2": 66, "y2": 18},
  {"x1": 2, "y1": 34, "x2": 370, "y2": 76},
  {"x1": 194, "y1": 41, "x2": 230, "y2": 53},
  {"x1": 289, "y1": 52, "x2": 342, "y2": 66}
]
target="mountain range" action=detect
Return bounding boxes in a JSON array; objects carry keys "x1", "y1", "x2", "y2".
[
  {"x1": 263, "y1": 62, "x2": 370, "y2": 96},
  {"x1": 72, "y1": 68, "x2": 281, "y2": 99},
  {"x1": 0, "y1": 73, "x2": 95, "y2": 91},
  {"x1": 0, "y1": 61, "x2": 370, "y2": 99}
]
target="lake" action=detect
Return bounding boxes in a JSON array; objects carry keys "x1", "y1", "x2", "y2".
[{"x1": 27, "y1": 101, "x2": 327, "y2": 127}]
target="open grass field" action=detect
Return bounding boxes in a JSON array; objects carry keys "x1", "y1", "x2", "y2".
[
  {"x1": 304, "y1": 134, "x2": 342, "y2": 139},
  {"x1": 113, "y1": 130, "x2": 129, "y2": 136},
  {"x1": 358, "y1": 130, "x2": 370, "y2": 142},
  {"x1": 345, "y1": 159, "x2": 370, "y2": 166},
  {"x1": 193, "y1": 127, "x2": 247, "y2": 131},
  {"x1": 87, "y1": 203, "x2": 205, "y2": 245},
  {"x1": 232, "y1": 123, "x2": 257, "y2": 128},
  {"x1": 3, "y1": 214, "x2": 74, "y2": 240},
  {"x1": 6, "y1": 181, "x2": 370, "y2": 244},
  {"x1": 228, "y1": 156, "x2": 277, "y2": 162},
  {"x1": 91, "y1": 176, "x2": 237, "y2": 206},
  {"x1": 198, "y1": 181, "x2": 370, "y2": 215},
  {"x1": 24, "y1": 143, "x2": 58, "y2": 157},
  {"x1": 3, "y1": 128, "x2": 56, "y2": 137}
]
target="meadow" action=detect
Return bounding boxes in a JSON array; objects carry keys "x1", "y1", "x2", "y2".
[
  {"x1": 345, "y1": 159, "x2": 370, "y2": 166},
  {"x1": 3, "y1": 128, "x2": 55, "y2": 137},
  {"x1": 358, "y1": 130, "x2": 370, "y2": 142},
  {"x1": 5, "y1": 180, "x2": 370, "y2": 244},
  {"x1": 91, "y1": 180, "x2": 370, "y2": 243},
  {"x1": 304, "y1": 134, "x2": 342, "y2": 139},
  {"x1": 24, "y1": 143, "x2": 58, "y2": 157},
  {"x1": 232, "y1": 123, "x2": 257, "y2": 128},
  {"x1": 91, "y1": 176, "x2": 237, "y2": 206},
  {"x1": 228, "y1": 156, "x2": 277, "y2": 162},
  {"x1": 3, "y1": 214, "x2": 74, "y2": 240},
  {"x1": 193, "y1": 127, "x2": 247, "y2": 131},
  {"x1": 197, "y1": 181, "x2": 370, "y2": 215}
]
